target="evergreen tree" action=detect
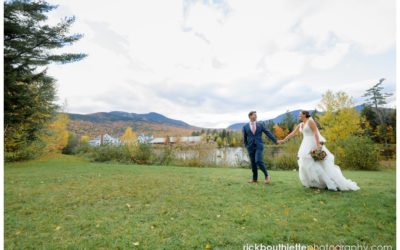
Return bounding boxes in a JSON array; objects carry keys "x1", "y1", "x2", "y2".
[
  {"x1": 281, "y1": 110, "x2": 296, "y2": 132},
  {"x1": 362, "y1": 78, "x2": 393, "y2": 124},
  {"x1": 362, "y1": 78, "x2": 394, "y2": 144},
  {"x1": 264, "y1": 120, "x2": 275, "y2": 131},
  {"x1": 4, "y1": 0, "x2": 86, "y2": 160},
  {"x1": 311, "y1": 109, "x2": 321, "y2": 129},
  {"x1": 221, "y1": 129, "x2": 227, "y2": 139}
]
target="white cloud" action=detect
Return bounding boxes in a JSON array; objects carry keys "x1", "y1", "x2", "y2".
[
  {"x1": 299, "y1": 0, "x2": 395, "y2": 54},
  {"x1": 46, "y1": 0, "x2": 396, "y2": 128},
  {"x1": 310, "y1": 43, "x2": 350, "y2": 69}
]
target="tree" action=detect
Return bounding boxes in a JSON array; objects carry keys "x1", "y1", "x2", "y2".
[
  {"x1": 265, "y1": 120, "x2": 275, "y2": 132},
  {"x1": 4, "y1": 0, "x2": 86, "y2": 160},
  {"x1": 273, "y1": 124, "x2": 285, "y2": 139},
  {"x1": 121, "y1": 127, "x2": 137, "y2": 145},
  {"x1": 317, "y1": 91, "x2": 362, "y2": 144},
  {"x1": 164, "y1": 135, "x2": 171, "y2": 145},
  {"x1": 311, "y1": 109, "x2": 321, "y2": 129},
  {"x1": 62, "y1": 132, "x2": 79, "y2": 154},
  {"x1": 221, "y1": 129, "x2": 227, "y2": 139},
  {"x1": 281, "y1": 110, "x2": 296, "y2": 132},
  {"x1": 362, "y1": 78, "x2": 393, "y2": 125},
  {"x1": 362, "y1": 79, "x2": 394, "y2": 145},
  {"x1": 40, "y1": 113, "x2": 69, "y2": 153},
  {"x1": 231, "y1": 137, "x2": 238, "y2": 147},
  {"x1": 388, "y1": 109, "x2": 396, "y2": 143},
  {"x1": 216, "y1": 137, "x2": 223, "y2": 148},
  {"x1": 80, "y1": 135, "x2": 90, "y2": 144},
  {"x1": 361, "y1": 105, "x2": 379, "y2": 129}
]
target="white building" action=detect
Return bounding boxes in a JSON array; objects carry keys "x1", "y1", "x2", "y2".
[
  {"x1": 137, "y1": 134, "x2": 154, "y2": 144},
  {"x1": 88, "y1": 134, "x2": 121, "y2": 146},
  {"x1": 150, "y1": 137, "x2": 167, "y2": 144}
]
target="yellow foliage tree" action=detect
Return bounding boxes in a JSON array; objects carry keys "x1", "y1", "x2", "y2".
[
  {"x1": 317, "y1": 90, "x2": 362, "y2": 144},
  {"x1": 121, "y1": 127, "x2": 137, "y2": 145},
  {"x1": 231, "y1": 137, "x2": 238, "y2": 147},
  {"x1": 273, "y1": 124, "x2": 285, "y2": 139},
  {"x1": 41, "y1": 113, "x2": 69, "y2": 153},
  {"x1": 80, "y1": 135, "x2": 90, "y2": 144}
]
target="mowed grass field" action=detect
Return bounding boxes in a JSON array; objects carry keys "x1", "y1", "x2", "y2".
[{"x1": 5, "y1": 155, "x2": 396, "y2": 249}]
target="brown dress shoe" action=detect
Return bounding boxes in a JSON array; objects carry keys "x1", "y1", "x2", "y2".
[{"x1": 265, "y1": 176, "x2": 271, "y2": 184}]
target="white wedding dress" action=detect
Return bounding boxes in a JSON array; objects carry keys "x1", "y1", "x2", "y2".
[{"x1": 297, "y1": 118, "x2": 360, "y2": 191}]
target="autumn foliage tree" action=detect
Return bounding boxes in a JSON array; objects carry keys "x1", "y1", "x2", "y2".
[
  {"x1": 80, "y1": 135, "x2": 90, "y2": 144},
  {"x1": 273, "y1": 124, "x2": 286, "y2": 139},
  {"x1": 317, "y1": 91, "x2": 362, "y2": 144},
  {"x1": 121, "y1": 127, "x2": 138, "y2": 145},
  {"x1": 40, "y1": 113, "x2": 69, "y2": 153},
  {"x1": 316, "y1": 90, "x2": 381, "y2": 169}
]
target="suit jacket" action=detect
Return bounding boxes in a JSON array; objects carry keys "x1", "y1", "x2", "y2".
[{"x1": 242, "y1": 122, "x2": 277, "y2": 148}]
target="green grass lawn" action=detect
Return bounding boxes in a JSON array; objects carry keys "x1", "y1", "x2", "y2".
[{"x1": 5, "y1": 155, "x2": 396, "y2": 249}]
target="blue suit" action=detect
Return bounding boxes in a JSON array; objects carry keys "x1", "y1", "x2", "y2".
[{"x1": 242, "y1": 122, "x2": 277, "y2": 181}]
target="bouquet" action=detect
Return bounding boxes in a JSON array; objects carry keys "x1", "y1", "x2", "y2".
[{"x1": 310, "y1": 147, "x2": 327, "y2": 161}]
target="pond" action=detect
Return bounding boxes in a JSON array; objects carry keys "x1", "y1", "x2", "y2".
[{"x1": 173, "y1": 146, "x2": 284, "y2": 167}]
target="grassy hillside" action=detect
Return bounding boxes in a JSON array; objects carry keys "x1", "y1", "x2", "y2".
[
  {"x1": 67, "y1": 120, "x2": 195, "y2": 138},
  {"x1": 5, "y1": 155, "x2": 395, "y2": 249},
  {"x1": 66, "y1": 111, "x2": 200, "y2": 138}
]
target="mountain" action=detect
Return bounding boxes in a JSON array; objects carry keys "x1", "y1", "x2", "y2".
[
  {"x1": 66, "y1": 111, "x2": 199, "y2": 138},
  {"x1": 68, "y1": 111, "x2": 193, "y2": 128},
  {"x1": 227, "y1": 105, "x2": 365, "y2": 130}
]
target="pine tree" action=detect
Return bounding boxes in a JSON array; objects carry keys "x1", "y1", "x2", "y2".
[
  {"x1": 362, "y1": 78, "x2": 393, "y2": 125},
  {"x1": 4, "y1": 0, "x2": 86, "y2": 160},
  {"x1": 281, "y1": 110, "x2": 296, "y2": 132},
  {"x1": 362, "y1": 78, "x2": 393, "y2": 145}
]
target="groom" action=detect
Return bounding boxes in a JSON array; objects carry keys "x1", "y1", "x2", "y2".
[{"x1": 242, "y1": 111, "x2": 279, "y2": 184}]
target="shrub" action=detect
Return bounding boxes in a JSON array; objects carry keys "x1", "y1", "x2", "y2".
[
  {"x1": 379, "y1": 144, "x2": 396, "y2": 160},
  {"x1": 262, "y1": 137, "x2": 301, "y2": 170},
  {"x1": 171, "y1": 144, "x2": 216, "y2": 168},
  {"x1": 270, "y1": 154, "x2": 298, "y2": 170},
  {"x1": 83, "y1": 143, "x2": 153, "y2": 164},
  {"x1": 336, "y1": 135, "x2": 380, "y2": 170},
  {"x1": 4, "y1": 140, "x2": 45, "y2": 162},
  {"x1": 89, "y1": 145, "x2": 127, "y2": 163},
  {"x1": 62, "y1": 132, "x2": 79, "y2": 155},
  {"x1": 157, "y1": 146, "x2": 174, "y2": 165},
  {"x1": 74, "y1": 142, "x2": 91, "y2": 155},
  {"x1": 134, "y1": 143, "x2": 152, "y2": 164}
]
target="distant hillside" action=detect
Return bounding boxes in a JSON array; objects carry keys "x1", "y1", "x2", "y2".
[
  {"x1": 227, "y1": 105, "x2": 365, "y2": 130},
  {"x1": 68, "y1": 111, "x2": 193, "y2": 128},
  {"x1": 67, "y1": 111, "x2": 199, "y2": 138}
]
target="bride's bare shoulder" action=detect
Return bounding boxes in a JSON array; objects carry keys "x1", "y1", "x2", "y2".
[{"x1": 307, "y1": 119, "x2": 317, "y2": 129}]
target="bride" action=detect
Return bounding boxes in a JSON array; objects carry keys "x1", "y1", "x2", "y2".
[{"x1": 278, "y1": 111, "x2": 360, "y2": 191}]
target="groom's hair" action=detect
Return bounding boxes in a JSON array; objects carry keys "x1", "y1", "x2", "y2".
[{"x1": 248, "y1": 111, "x2": 256, "y2": 117}]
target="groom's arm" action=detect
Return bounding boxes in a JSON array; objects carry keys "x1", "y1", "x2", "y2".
[
  {"x1": 242, "y1": 126, "x2": 248, "y2": 147},
  {"x1": 261, "y1": 125, "x2": 278, "y2": 144}
]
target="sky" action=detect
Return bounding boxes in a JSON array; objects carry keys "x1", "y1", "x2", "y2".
[{"x1": 46, "y1": 0, "x2": 396, "y2": 128}]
